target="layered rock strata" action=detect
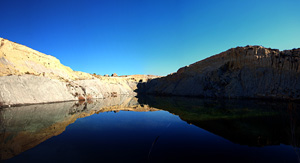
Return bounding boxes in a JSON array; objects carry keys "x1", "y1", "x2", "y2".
[
  {"x1": 0, "y1": 75, "x2": 137, "y2": 106},
  {"x1": 0, "y1": 38, "x2": 153, "y2": 106},
  {"x1": 139, "y1": 46, "x2": 300, "y2": 100}
]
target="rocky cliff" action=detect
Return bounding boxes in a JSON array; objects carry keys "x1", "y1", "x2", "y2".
[
  {"x1": 139, "y1": 46, "x2": 300, "y2": 100},
  {"x1": 0, "y1": 38, "x2": 157, "y2": 107},
  {"x1": 0, "y1": 38, "x2": 93, "y2": 81}
]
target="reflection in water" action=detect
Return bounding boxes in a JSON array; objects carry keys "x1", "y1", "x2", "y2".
[
  {"x1": 0, "y1": 96, "x2": 158, "y2": 160},
  {"x1": 0, "y1": 95, "x2": 300, "y2": 162},
  {"x1": 288, "y1": 103, "x2": 300, "y2": 161},
  {"x1": 138, "y1": 96, "x2": 300, "y2": 147}
]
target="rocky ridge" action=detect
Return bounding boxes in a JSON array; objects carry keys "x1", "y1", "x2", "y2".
[
  {"x1": 0, "y1": 38, "x2": 158, "y2": 107},
  {"x1": 140, "y1": 46, "x2": 300, "y2": 100},
  {"x1": 0, "y1": 38, "x2": 93, "y2": 81}
]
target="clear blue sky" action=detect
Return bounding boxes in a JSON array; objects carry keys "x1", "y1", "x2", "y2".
[{"x1": 1, "y1": 0, "x2": 300, "y2": 76}]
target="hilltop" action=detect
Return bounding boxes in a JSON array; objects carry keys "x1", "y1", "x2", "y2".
[{"x1": 0, "y1": 38, "x2": 93, "y2": 81}]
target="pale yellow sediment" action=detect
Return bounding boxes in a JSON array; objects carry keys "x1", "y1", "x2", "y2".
[{"x1": 0, "y1": 37, "x2": 93, "y2": 81}]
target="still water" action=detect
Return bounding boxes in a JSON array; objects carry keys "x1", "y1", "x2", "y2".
[{"x1": 1, "y1": 95, "x2": 300, "y2": 162}]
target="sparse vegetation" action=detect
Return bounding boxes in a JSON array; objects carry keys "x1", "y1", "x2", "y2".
[
  {"x1": 78, "y1": 95, "x2": 85, "y2": 101},
  {"x1": 86, "y1": 94, "x2": 93, "y2": 101},
  {"x1": 111, "y1": 92, "x2": 117, "y2": 97},
  {"x1": 91, "y1": 73, "x2": 102, "y2": 79}
]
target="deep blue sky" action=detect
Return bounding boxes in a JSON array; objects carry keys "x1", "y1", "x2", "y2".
[{"x1": 1, "y1": 0, "x2": 300, "y2": 76}]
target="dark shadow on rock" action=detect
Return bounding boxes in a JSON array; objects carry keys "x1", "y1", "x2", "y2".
[{"x1": 136, "y1": 47, "x2": 300, "y2": 101}]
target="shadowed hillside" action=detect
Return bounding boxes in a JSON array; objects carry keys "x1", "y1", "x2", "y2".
[{"x1": 138, "y1": 46, "x2": 300, "y2": 100}]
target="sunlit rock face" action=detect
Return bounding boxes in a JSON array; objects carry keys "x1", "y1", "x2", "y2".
[
  {"x1": 0, "y1": 38, "x2": 160, "y2": 106},
  {"x1": 0, "y1": 38, "x2": 94, "y2": 81},
  {"x1": 0, "y1": 96, "x2": 158, "y2": 160},
  {"x1": 139, "y1": 46, "x2": 300, "y2": 100},
  {"x1": 0, "y1": 74, "x2": 138, "y2": 106}
]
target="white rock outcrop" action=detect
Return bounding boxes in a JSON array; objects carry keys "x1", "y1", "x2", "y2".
[
  {"x1": 0, "y1": 38, "x2": 140, "y2": 107},
  {"x1": 0, "y1": 75, "x2": 137, "y2": 107}
]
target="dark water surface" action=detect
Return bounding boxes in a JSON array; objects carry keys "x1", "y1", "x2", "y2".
[{"x1": 1, "y1": 96, "x2": 300, "y2": 162}]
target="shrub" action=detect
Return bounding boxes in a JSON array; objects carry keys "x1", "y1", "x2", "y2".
[
  {"x1": 111, "y1": 92, "x2": 117, "y2": 97},
  {"x1": 78, "y1": 95, "x2": 85, "y2": 101},
  {"x1": 86, "y1": 94, "x2": 93, "y2": 101}
]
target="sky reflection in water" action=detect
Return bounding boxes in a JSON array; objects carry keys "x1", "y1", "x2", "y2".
[{"x1": 1, "y1": 96, "x2": 300, "y2": 163}]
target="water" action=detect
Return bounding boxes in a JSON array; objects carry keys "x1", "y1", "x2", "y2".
[{"x1": 1, "y1": 96, "x2": 300, "y2": 162}]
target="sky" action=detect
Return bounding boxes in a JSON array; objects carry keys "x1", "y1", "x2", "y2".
[{"x1": 1, "y1": 0, "x2": 300, "y2": 76}]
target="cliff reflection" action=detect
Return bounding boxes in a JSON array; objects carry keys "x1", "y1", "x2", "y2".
[
  {"x1": 0, "y1": 96, "x2": 158, "y2": 160},
  {"x1": 138, "y1": 96, "x2": 300, "y2": 148},
  {"x1": 2, "y1": 95, "x2": 300, "y2": 161}
]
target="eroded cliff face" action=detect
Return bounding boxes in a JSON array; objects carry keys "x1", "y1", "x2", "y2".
[
  {"x1": 0, "y1": 38, "x2": 93, "y2": 81},
  {"x1": 140, "y1": 46, "x2": 300, "y2": 100},
  {"x1": 0, "y1": 75, "x2": 139, "y2": 106},
  {"x1": 0, "y1": 38, "x2": 157, "y2": 106}
]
